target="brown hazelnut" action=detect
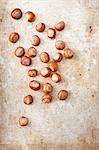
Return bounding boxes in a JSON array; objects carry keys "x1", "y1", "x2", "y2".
[
  {"x1": 24, "y1": 95, "x2": 33, "y2": 105},
  {"x1": 40, "y1": 67, "x2": 51, "y2": 78},
  {"x1": 53, "y1": 53, "x2": 63, "y2": 62},
  {"x1": 55, "y1": 21, "x2": 65, "y2": 31},
  {"x1": 36, "y1": 22, "x2": 45, "y2": 32},
  {"x1": 42, "y1": 83, "x2": 53, "y2": 93},
  {"x1": 9, "y1": 32, "x2": 20, "y2": 43},
  {"x1": 25, "y1": 11, "x2": 35, "y2": 22},
  {"x1": 28, "y1": 47, "x2": 37, "y2": 57},
  {"x1": 29, "y1": 80, "x2": 40, "y2": 91},
  {"x1": 28, "y1": 69, "x2": 38, "y2": 77},
  {"x1": 48, "y1": 60, "x2": 58, "y2": 72},
  {"x1": 41, "y1": 94, "x2": 52, "y2": 103},
  {"x1": 14, "y1": 47, "x2": 25, "y2": 57},
  {"x1": 47, "y1": 28, "x2": 56, "y2": 39},
  {"x1": 40, "y1": 52, "x2": 50, "y2": 63},
  {"x1": 57, "y1": 90, "x2": 68, "y2": 100},
  {"x1": 31, "y1": 35, "x2": 40, "y2": 46},
  {"x1": 64, "y1": 48, "x2": 73, "y2": 59},
  {"x1": 51, "y1": 73, "x2": 61, "y2": 83},
  {"x1": 11, "y1": 8, "x2": 22, "y2": 19},
  {"x1": 19, "y1": 116, "x2": 28, "y2": 126},
  {"x1": 55, "y1": 40, "x2": 65, "y2": 50},
  {"x1": 21, "y1": 56, "x2": 32, "y2": 66}
]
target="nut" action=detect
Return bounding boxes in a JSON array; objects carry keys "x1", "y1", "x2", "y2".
[
  {"x1": 24, "y1": 95, "x2": 33, "y2": 105},
  {"x1": 48, "y1": 60, "x2": 58, "y2": 72},
  {"x1": 11, "y1": 8, "x2": 22, "y2": 19},
  {"x1": 55, "y1": 21, "x2": 65, "y2": 31},
  {"x1": 40, "y1": 52, "x2": 50, "y2": 63},
  {"x1": 57, "y1": 90, "x2": 68, "y2": 100},
  {"x1": 53, "y1": 53, "x2": 63, "y2": 62},
  {"x1": 36, "y1": 22, "x2": 45, "y2": 32},
  {"x1": 28, "y1": 47, "x2": 37, "y2": 57},
  {"x1": 47, "y1": 28, "x2": 56, "y2": 39},
  {"x1": 64, "y1": 48, "x2": 73, "y2": 59},
  {"x1": 15, "y1": 47, "x2": 25, "y2": 57},
  {"x1": 42, "y1": 83, "x2": 53, "y2": 93},
  {"x1": 29, "y1": 80, "x2": 40, "y2": 91},
  {"x1": 55, "y1": 40, "x2": 65, "y2": 50},
  {"x1": 25, "y1": 11, "x2": 35, "y2": 22},
  {"x1": 31, "y1": 35, "x2": 40, "y2": 46},
  {"x1": 28, "y1": 69, "x2": 38, "y2": 77},
  {"x1": 40, "y1": 67, "x2": 51, "y2": 78},
  {"x1": 21, "y1": 56, "x2": 32, "y2": 66},
  {"x1": 51, "y1": 73, "x2": 61, "y2": 83},
  {"x1": 41, "y1": 94, "x2": 52, "y2": 103},
  {"x1": 9, "y1": 32, "x2": 20, "y2": 43},
  {"x1": 19, "y1": 116, "x2": 28, "y2": 126}
]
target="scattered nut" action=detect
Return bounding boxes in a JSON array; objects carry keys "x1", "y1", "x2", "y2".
[
  {"x1": 15, "y1": 47, "x2": 25, "y2": 57},
  {"x1": 55, "y1": 21, "x2": 65, "y2": 31},
  {"x1": 57, "y1": 90, "x2": 68, "y2": 100},
  {"x1": 40, "y1": 52, "x2": 50, "y2": 63},
  {"x1": 28, "y1": 69, "x2": 38, "y2": 77},
  {"x1": 36, "y1": 22, "x2": 45, "y2": 32},
  {"x1": 24, "y1": 95, "x2": 33, "y2": 105},
  {"x1": 64, "y1": 48, "x2": 73, "y2": 59},
  {"x1": 9, "y1": 32, "x2": 20, "y2": 43},
  {"x1": 48, "y1": 60, "x2": 58, "y2": 72},
  {"x1": 42, "y1": 83, "x2": 53, "y2": 93},
  {"x1": 31, "y1": 35, "x2": 40, "y2": 46},
  {"x1": 19, "y1": 116, "x2": 28, "y2": 126},
  {"x1": 41, "y1": 94, "x2": 52, "y2": 103},
  {"x1": 28, "y1": 47, "x2": 37, "y2": 57},
  {"x1": 25, "y1": 11, "x2": 35, "y2": 22},
  {"x1": 29, "y1": 80, "x2": 40, "y2": 91},
  {"x1": 51, "y1": 73, "x2": 61, "y2": 83},
  {"x1": 40, "y1": 67, "x2": 51, "y2": 78},
  {"x1": 53, "y1": 52, "x2": 63, "y2": 62},
  {"x1": 55, "y1": 40, "x2": 65, "y2": 50},
  {"x1": 11, "y1": 8, "x2": 22, "y2": 19},
  {"x1": 47, "y1": 28, "x2": 56, "y2": 39},
  {"x1": 21, "y1": 56, "x2": 32, "y2": 66}
]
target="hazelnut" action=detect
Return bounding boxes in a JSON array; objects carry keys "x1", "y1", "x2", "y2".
[
  {"x1": 47, "y1": 28, "x2": 56, "y2": 39},
  {"x1": 55, "y1": 21, "x2": 65, "y2": 31},
  {"x1": 53, "y1": 53, "x2": 63, "y2": 62},
  {"x1": 40, "y1": 52, "x2": 50, "y2": 63},
  {"x1": 21, "y1": 56, "x2": 32, "y2": 66},
  {"x1": 40, "y1": 67, "x2": 51, "y2": 78},
  {"x1": 51, "y1": 73, "x2": 61, "y2": 83},
  {"x1": 28, "y1": 47, "x2": 37, "y2": 57},
  {"x1": 24, "y1": 95, "x2": 33, "y2": 105},
  {"x1": 19, "y1": 116, "x2": 28, "y2": 126},
  {"x1": 57, "y1": 90, "x2": 68, "y2": 100},
  {"x1": 9, "y1": 32, "x2": 20, "y2": 43},
  {"x1": 64, "y1": 48, "x2": 73, "y2": 59},
  {"x1": 25, "y1": 11, "x2": 35, "y2": 22},
  {"x1": 36, "y1": 22, "x2": 45, "y2": 32},
  {"x1": 28, "y1": 69, "x2": 38, "y2": 77},
  {"x1": 29, "y1": 80, "x2": 40, "y2": 91},
  {"x1": 48, "y1": 60, "x2": 58, "y2": 72},
  {"x1": 55, "y1": 40, "x2": 65, "y2": 50},
  {"x1": 31, "y1": 35, "x2": 40, "y2": 46},
  {"x1": 41, "y1": 94, "x2": 52, "y2": 103},
  {"x1": 11, "y1": 8, "x2": 22, "y2": 19},
  {"x1": 15, "y1": 46, "x2": 25, "y2": 57},
  {"x1": 42, "y1": 83, "x2": 53, "y2": 93}
]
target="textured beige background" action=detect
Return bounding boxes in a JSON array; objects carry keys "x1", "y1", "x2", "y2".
[{"x1": 0, "y1": 0, "x2": 99, "y2": 149}]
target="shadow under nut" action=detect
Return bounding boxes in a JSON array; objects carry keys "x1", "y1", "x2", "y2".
[
  {"x1": 21, "y1": 56, "x2": 32, "y2": 66},
  {"x1": 29, "y1": 80, "x2": 40, "y2": 91},
  {"x1": 9, "y1": 32, "x2": 20, "y2": 43}
]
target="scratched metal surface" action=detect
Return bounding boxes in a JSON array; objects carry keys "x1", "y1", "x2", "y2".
[{"x1": 0, "y1": 0, "x2": 99, "y2": 149}]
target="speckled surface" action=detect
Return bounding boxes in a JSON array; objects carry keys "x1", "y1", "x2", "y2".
[{"x1": 0, "y1": 0, "x2": 99, "y2": 149}]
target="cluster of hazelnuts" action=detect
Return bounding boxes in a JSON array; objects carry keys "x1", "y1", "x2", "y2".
[{"x1": 10, "y1": 8, "x2": 74, "y2": 127}]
